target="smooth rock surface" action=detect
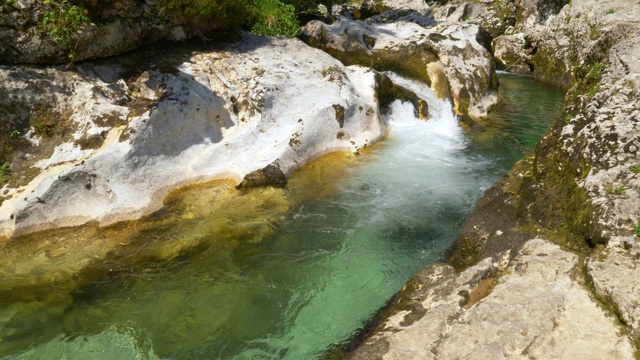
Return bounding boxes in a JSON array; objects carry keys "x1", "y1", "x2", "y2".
[
  {"x1": 587, "y1": 236, "x2": 640, "y2": 338},
  {"x1": 0, "y1": 35, "x2": 414, "y2": 237},
  {"x1": 350, "y1": 239, "x2": 634, "y2": 359}
]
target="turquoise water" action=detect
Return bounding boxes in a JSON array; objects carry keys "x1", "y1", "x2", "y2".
[{"x1": 0, "y1": 73, "x2": 564, "y2": 359}]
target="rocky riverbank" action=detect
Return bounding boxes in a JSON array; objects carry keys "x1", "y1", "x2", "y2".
[
  {"x1": 0, "y1": 1, "x2": 497, "y2": 238},
  {"x1": 348, "y1": 0, "x2": 640, "y2": 358}
]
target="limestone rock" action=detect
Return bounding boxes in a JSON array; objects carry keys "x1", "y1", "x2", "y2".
[
  {"x1": 345, "y1": 0, "x2": 430, "y2": 16},
  {"x1": 301, "y1": 15, "x2": 499, "y2": 121},
  {"x1": 0, "y1": 0, "x2": 201, "y2": 64},
  {"x1": 453, "y1": 0, "x2": 640, "y2": 279},
  {"x1": 587, "y1": 236, "x2": 640, "y2": 338},
  {"x1": 0, "y1": 34, "x2": 434, "y2": 237},
  {"x1": 427, "y1": 0, "x2": 517, "y2": 38},
  {"x1": 350, "y1": 239, "x2": 634, "y2": 359},
  {"x1": 492, "y1": 33, "x2": 532, "y2": 74}
]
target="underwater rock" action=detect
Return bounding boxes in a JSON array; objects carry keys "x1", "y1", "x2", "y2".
[{"x1": 236, "y1": 164, "x2": 287, "y2": 190}]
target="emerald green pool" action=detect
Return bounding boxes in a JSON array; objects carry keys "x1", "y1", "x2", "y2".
[{"x1": 0, "y1": 73, "x2": 564, "y2": 359}]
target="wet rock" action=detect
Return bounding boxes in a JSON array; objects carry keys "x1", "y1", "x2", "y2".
[
  {"x1": 350, "y1": 239, "x2": 634, "y2": 359},
  {"x1": 236, "y1": 164, "x2": 287, "y2": 190},
  {"x1": 301, "y1": 14, "x2": 498, "y2": 121}
]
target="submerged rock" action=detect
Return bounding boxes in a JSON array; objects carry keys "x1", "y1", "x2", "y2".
[
  {"x1": 301, "y1": 13, "x2": 499, "y2": 122},
  {"x1": 0, "y1": 34, "x2": 434, "y2": 238},
  {"x1": 236, "y1": 164, "x2": 287, "y2": 190}
]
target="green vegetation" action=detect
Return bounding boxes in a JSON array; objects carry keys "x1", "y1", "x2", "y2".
[
  {"x1": 565, "y1": 115, "x2": 573, "y2": 124},
  {"x1": 250, "y1": 0, "x2": 300, "y2": 37},
  {"x1": 8, "y1": 130, "x2": 21, "y2": 139},
  {"x1": 569, "y1": 61, "x2": 603, "y2": 102},
  {"x1": 42, "y1": 0, "x2": 91, "y2": 51},
  {"x1": 155, "y1": 0, "x2": 330, "y2": 38},
  {"x1": 32, "y1": 116, "x2": 56, "y2": 137},
  {"x1": 0, "y1": 160, "x2": 10, "y2": 185},
  {"x1": 634, "y1": 223, "x2": 640, "y2": 237},
  {"x1": 0, "y1": 0, "x2": 16, "y2": 12},
  {"x1": 630, "y1": 165, "x2": 640, "y2": 174},
  {"x1": 606, "y1": 186, "x2": 626, "y2": 195},
  {"x1": 322, "y1": 65, "x2": 341, "y2": 77}
]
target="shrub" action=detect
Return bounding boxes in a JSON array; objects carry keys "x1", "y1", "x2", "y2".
[
  {"x1": 42, "y1": 0, "x2": 91, "y2": 46},
  {"x1": 0, "y1": 161, "x2": 10, "y2": 184},
  {"x1": 250, "y1": 0, "x2": 300, "y2": 37}
]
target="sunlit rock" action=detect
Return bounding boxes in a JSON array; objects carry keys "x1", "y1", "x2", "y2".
[
  {"x1": 350, "y1": 239, "x2": 634, "y2": 359},
  {"x1": 0, "y1": 34, "x2": 431, "y2": 238},
  {"x1": 301, "y1": 14, "x2": 499, "y2": 122}
]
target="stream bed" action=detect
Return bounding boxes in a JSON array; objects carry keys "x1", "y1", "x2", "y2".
[{"x1": 0, "y1": 73, "x2": 564, "y2": 359}]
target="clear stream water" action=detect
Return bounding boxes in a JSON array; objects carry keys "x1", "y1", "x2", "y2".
[{"x1": 0, "y1": 73, "x2": 564, "y2": 359}]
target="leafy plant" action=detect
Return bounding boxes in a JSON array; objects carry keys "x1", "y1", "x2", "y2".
[
  {"x1": 8, "y1": 130, "x2": 21, "y2": 138},
  {"x1": 0, "y1": 161, "x2": 10, "y2": 184},
  {"x1": 42, "y1": 0, "x2": 90, "y2": 59},
  {"x1": 634, "y1": 222, "x2": 640, "y2": 237},
  {"x1": 0, "y1": 0, "x2": 16, "y2": 12},
  {"x1": 251, "y1": 0, "x2": 300, "y2": 37},
  {"x1": 32, "y1": 117, "x2": 55, "y2": 137},
  {"x1": 630, "y1": 165, "x2": 640, "y2": 174},
  {"x1": 606, "y1": 186, "x2": 626, "y2": 195}
]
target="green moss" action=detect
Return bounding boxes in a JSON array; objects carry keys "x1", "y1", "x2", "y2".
[
  {"x1": 582, "y1": 261, "x2": 629, "y2": 329},
  {"x1": 605, "y1": 186, "x2": 626, "y2": 195},
  {"x1": 515, "y1": 121, "x2": 598, "y2": 251},
  {"x1": 449, "y1": 234, "x2": 485, "y2": 272}
]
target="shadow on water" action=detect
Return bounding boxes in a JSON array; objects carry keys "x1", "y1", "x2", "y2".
[{"x1": 0, "y1": 73, "x2": 564, "y2": 359}]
